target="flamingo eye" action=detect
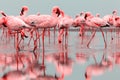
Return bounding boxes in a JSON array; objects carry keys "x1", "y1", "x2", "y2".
[{"x1": 31, "y1": 22, "x2": 35, "y2": 24}]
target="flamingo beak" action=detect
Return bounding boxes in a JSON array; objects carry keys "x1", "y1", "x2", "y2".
[
  {"x1": 84, "y1": 14, "x2": 88, "y2": 20},
  {"x1": 56, "y1": 8, "x2": 60, "y2": 17},
  {"x1": 20, "y1": 8, "x2": 24, "y2": 16}
]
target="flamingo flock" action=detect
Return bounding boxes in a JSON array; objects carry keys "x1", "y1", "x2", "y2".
[{"x1": 0, "y1": 6, "x2": 120, "y2": 80}]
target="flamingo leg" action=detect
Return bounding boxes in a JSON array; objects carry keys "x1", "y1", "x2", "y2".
[
  {"x1": 33, "y1": 29, "x2": 39, "y2": 52},
  {"x1": 38, "y1": 29, "x2": 41, "y2": 48},
  {"x1": 41, "y1": 28, "x2": 45, "y2": 65},
  {"x1": 16, "y1": 32, "x2": 20, "y2": 51},
  {"x1": 58, "y1": 29, "x2": 64, "y2": 43},
  {"x1": 54, "y1": 27, "x2": 56, "y2": 44},
  {"x1": 100, "y1": 28, "x2": 107, "y2": 48},
  {"x1": 28, "y1": 29, "x2": 35, "y2": 46},
  {"x1": 87, "y1": 30, "x2": 96, "y2": 48},
  {"x1": 48, "y1": 28, "x2": 50, "y2": 44},
  {"x1": 42, "y1": 28, "x2": 45, "y2": 75},
  {"x1": 80, "y1": 25, "x2": 84, "y2": 44}
]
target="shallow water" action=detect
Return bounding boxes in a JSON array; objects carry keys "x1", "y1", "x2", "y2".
[{"x1": 0, "y1": 29, "x2": 120, "y2": 80}]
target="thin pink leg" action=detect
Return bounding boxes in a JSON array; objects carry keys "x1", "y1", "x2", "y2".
[
  {"x1": 42, "y1": 28, "x2": 45, "y2": 66},
  {"x1": 54, "y1": 27, "x2": 56, "y2": 44},
  {"x1": 79, "y1": 25, "x2": 84, "y2": 44},
  {"x1": 100, "y1": 28, "x2": 107, "y2": 48},
  {"x1": 58, "y1": 29, "x2": 64, "y2": 43},
  {"x1": 48, "y1": 28, "x2": 50, "y2": 44},
  {"x1": 87, "y1": 30, "x2": 96, "y2": 48}
]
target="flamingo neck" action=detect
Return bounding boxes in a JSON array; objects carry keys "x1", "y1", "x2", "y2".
[{"x1": 60, "y1": 11, "x2": 65, "y2": 17}]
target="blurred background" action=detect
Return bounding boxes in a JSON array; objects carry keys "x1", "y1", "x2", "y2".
[{"x1": 0, "y1": 0, "x2": 119, "y2": 17}]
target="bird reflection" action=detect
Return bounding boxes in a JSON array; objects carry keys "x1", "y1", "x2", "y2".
[{"x1": 85, "y1": 52, "x2": 113, "y2": 80}]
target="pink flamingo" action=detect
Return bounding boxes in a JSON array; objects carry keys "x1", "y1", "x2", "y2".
[
  {"x1": 0, "y1": 11, "x2": 30, "y2": 51},
  {"x1": 85, "y1": 12, "x2": 109, "y2": 48},
  {"x1": 18, "y1": 6, "x2": 42, "y2": 50},
  {"x1": 103, "y1": 10, "x2": 118, "y2": 41},
  {"x1": 73, "y1": 12, "x2": 86, "y2": 44},
  {"x1": 57, "y1": 10, "x2": 73, "y2": 44},
  {"x1": 103, "y1": 10, "x2": 118, "y2": 26},
  {"x1": 73, "y1": 11, "x2": 86, "y2": 36},
  {"x1": 22, "y1": 7, "x2": 61, "y2": 69},
  {"x1": 0, "y1": 11, "x2": 31, "y2": 70}
]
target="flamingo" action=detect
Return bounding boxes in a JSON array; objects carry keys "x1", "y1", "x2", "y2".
[
  {"x1": 84, "y1": 12, "x2": 109, "y2": 48},
  {"x1": 0, "y1": 11, "x2": 30, "y2": 51},
  {"x1": 73, "y1": 12, "x2": 86, "y2": 44},
  {"x1": 0, "y1": 11, "x2": 31, "y2": 70},
  {"x1": 23, "y1": 6, "x2": 61, "y2": 51},
  {"x1": 57, "y1": 10, "x2": 73, "y2": 44},
  {"x1": 103, "y1": 10, "x2": 118, "y2": 41},
  {"x1": 17, "y1": 6, "x2": 42, "y2": 51},
  {"x1": 73, "y1": 11, "x2": 86, "y2": 37},
  {"x1": 22, "y1": 6, "x2": 61, "y2": 65},
  {"x1": 103, "y1": 10, "x2": 118, "y2": 26}
]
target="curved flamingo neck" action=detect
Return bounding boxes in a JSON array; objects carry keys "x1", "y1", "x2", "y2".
[{"x1": 60, "y1": 10, "x2": 65, "y2": 17}]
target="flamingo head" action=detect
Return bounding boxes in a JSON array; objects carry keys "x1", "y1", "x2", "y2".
[
  {"x1": 96, "y1": 13, "x2": 100, "y2": 17},
  {"x1": 20, "y1": 6, "x2": 28, "y2": 16},
  {"x1": 84, "y1": 12, "x2": 92, "y2": 20},
  {"x1": 52, "y1": 6, "x2": 61, "y2": 17},
  {"x1": 112, "y1": 10, "x2": 117, "y2": 15},
  {"x1": 80, "y1": 11, "x2": 84, "y2": 16},
  {"x1": 0, "y1": 11, "x2": 7, "y2": 17}
]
